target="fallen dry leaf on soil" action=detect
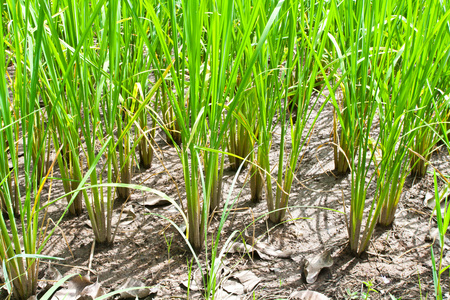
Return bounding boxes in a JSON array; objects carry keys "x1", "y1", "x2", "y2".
[
  {"x1": 51, "y1": 275, "x2": 105, "y2": 300},
  {"x1": 118, "y1": 277, "x2": 156, "y2": 299},
  {"x1": 290, "y1": 290, "x2": 329, "y2": 300},
  {"x1": 142, "y1": 196, "x2": 171, "y2": 208},
  {"x1": 233, "y1": 270, "x2": 260, "y2": 292},
  {"x1": 79, "y1": 281, "x2": 105, "y2": 300},
  {"x1": 303, "y1": 250, "x2": 333, "y2": 284},
  {"x1": 39, "y1": 265, "x2": 63, "y2": 292},
  {"x1": 214, "y1": 289, "x2": 241, "y2": 300},
  {"x1": 228, "y1": 237, "x2": 292, "y2": 260},
  {"x1": 222, "y1": 279, "x2": 244, "y2": 295}
]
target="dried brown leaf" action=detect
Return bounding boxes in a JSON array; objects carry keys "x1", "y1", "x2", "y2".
[
  {"x1": 79, "y1": 281, "x2": 105, "y2": 300},
  {"x1": 214, "y1": 289, "x2": 241, "y2": 300},
  {"x1": 233, "y1": 270, "x2": 260, "y2": 292},
  {"x1": 118, "y1": 278, "x2": 154, "y2": 299},
  {"x1": 303, "y1": 250, "x2": 333, "y2": 284},
  {"x1": 228, "y1": 240, "x2": 292, "y2": 260},
  {"x1": 142, "y1": 196, "x2": 171, "y2": 208},
  {"x1": 290, "y1": 290, "x2": 329, "y2": 300},
  {"x1": 51, "y1": 275, "x2": 94, "y2": 300},
  {"x1": 222, "y1": 279, "x2": 244, "y2": 295}
]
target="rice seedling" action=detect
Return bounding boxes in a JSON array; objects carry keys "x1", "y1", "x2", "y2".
[
  {"x1": 368, "y1": 1, "x2": 412, "y2": 228},
  {"x1": 375, "y1": 0, "x2": 450, "y2": 226},
  {"x1": 226, "y1": 86, "x2": 257, "y2": 172},
  {"x1": 250, "y1": 0, "x2": 332, "y2": 223},
  {"x1": 133, "y1": 0, "x2": 287, "y2": 252},
  {"x1": 150, "y1": 150, "x2": 246, "y2": 299},
  {"x1": 329, "y1": 0, "x2": 388, "y2": 255},
  {"x1": 41, "y1": 0, "x2": 115, "y2": 242},
  {"x1": 37, "y1": 7, "x2": 85, "y2": 215},
  {"x1": 430, "y1": 85, "x2": 450, "y2": 300},
  {"x1": 0, "y1": 2, "x2": 59, "y2": 297},
  {"x1": 34, "y1": 0, "x2": 167, "y2": 244},
  {"x1": 406, "y1": 1, "x2": 450, "y2": 177},
  {"x1": 431, "y1": 171, "x2": 450, "y2": 300},
  {"x1": 271, "y1": 0, "x2": 332, "y2": 223},
  {"x1": 330, "y1": 0, "x2": 370, "y2": 176},
  {"x1": 329, "y1": 0, "x2": 450, "y2": 255},
  {"x1": 118, "y1": 13, "x2": 156, "y2": 171}
]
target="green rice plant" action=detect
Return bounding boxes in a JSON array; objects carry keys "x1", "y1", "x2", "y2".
[
  {"x1": 330, "y1": 3, "x2": 366, "y2": 175},
  {"x1": 44, "y1": 91, "x2": 83, "y2": 217},
  {"x1": 35, "y1": 0, "x2": 168, "y2": 244},
  {"x1": 118, "y1": 7, "x2": 156, "y2": 171},
  {"x1": 226, "y1": 86, "x2": 257, "y2": 172},
  {"x1": 0, "y1": 1, "x2": 57, "y2": 297},
  {"x1": 158, "y1": 28, "x2": 182, "y2": 146},
  {"x1": 329, "y1": 0, "x2": 388, "y2": 255},
  {"x1": 374, "y1": 60, "x2": 412, "y2": 227},
  {"x1": 152, "y1": 151, "x2": 245, "y2": 299},
  {"x1": 431, "y1": 171, "x2": 450, "y2": 300},
  {"x1": 438, "y1": 94, "x2": 450, "y2": 141},
  {"x1": 1, "y1": 1, "x2": 33, "y2": 217},
  {"x1": 39, "y1": 0, "x2": 114, "y2": 231},
  {"x1": 371, "y1": 2, "x2": 413, "y2": 228},
  {"x1": 227, "y1": 2, "x2": 263, "y2": 202},
  {"x1": 36, "y1": 2, "x2": 106, "y2": 242},
  {"x1": 226, "y1": 28, "x2": 260, "y2": 174},
  {"x1": 40, "y1": 67, "x2": 84, "y2": 216},
  {"x1": 117, "y1": 3, "x2": 162, "y2": 172},
  {"x1": 34, "y1": 13, "x2": 85, "y2": 215},
  {"x1": 247, "y1": 1, "x2": 285, "y2": 206},
  {"x1": 112, "y1": 8, "x2": 154, "y2": 199},
  {"x1": 406, "y1": 1, "x2": 450, "y2": 177},
  {"x1": 375, "y1": 0, "x2": 450, "y2": 226},
  {"x1": 132, "y1": 0, "x2": 285, "y2": 252},
  {"x1": 272, "y1": 0, "x2": 332, "y2": 223},
  {"x1": 431, "y1": 75, "x2": 450, "y2": 300},
  {"x1": 330, "y1": 0, "x2": 450, "y2": 255},
  {"x1": 250, "y1": 0, "x2": 331, "y2": 223},
  {"x1": 36, "y1": 0, "x2": 93, "y2": 216},
  {"x1": 110, "y1": 1, "x2": 133, "y2": 201},
  {"x1": 136, "y1": 84, "x2": 158, "y2": 170}
]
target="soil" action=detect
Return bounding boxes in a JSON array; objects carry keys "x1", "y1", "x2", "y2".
[{"x1": 4, "y1": 87, "x2": 450, "y2": 300}]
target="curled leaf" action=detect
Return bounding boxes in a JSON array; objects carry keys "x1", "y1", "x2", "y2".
[
  {"x1": 79, "y1": 281, "x2": 105, "y2": 300},
  {"x1": 303, "y1": 250, "x2": 333, "y2": 284},
  {"x1": 119, "y1": 278, "x2": 154, "y2": 299},
  {"x1": 40, "y1": 265, "x2": 63, "y2": 291},
  {"x1": 290, "y1": 290, "x2": 329, "y2": 300},
  {"x1": 228, "y1": 238, "x2": 292, "y2": 260},
  {"x1": 51, "y1": 275, "x2": 93, "y2": 300},
  {"x1": 222, "y1": 280, "x2": 244, "y2": 295},
  {"x1": 214, "y1": 289, "x2": 241, "y2": 300},
  {"x1": 233, "y1": 270, "x2": 260, "y2": 292},
  {"x1": 142, "y1": 196, "x2": 171, "y2": 208}
]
